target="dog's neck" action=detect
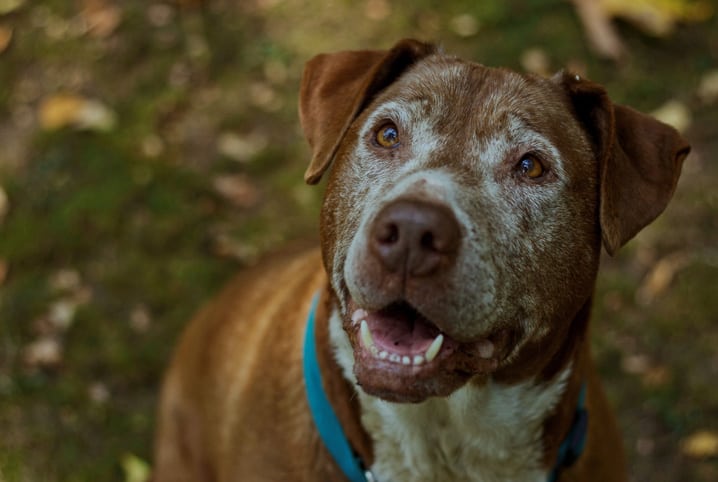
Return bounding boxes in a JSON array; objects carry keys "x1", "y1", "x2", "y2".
[{"x1": 315, "y1": 285, "x2": 591, "y2": 482}]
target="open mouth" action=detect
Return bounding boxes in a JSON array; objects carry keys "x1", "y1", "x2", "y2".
[{"x1": 346, "y1": 299, "x2": 506, "y2": 402}]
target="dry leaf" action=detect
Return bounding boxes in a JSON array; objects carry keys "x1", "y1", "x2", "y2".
[
  {"x1": 23, "y1": 337, "x2": 63, "y2": 368},
  {"x1": 698, "y1": 69, "x2": 718, "y2": 104},
  {"x1": 450, "y1": 14, "x2": 480, "y2": 37},
  {"x1": 636, "y1": 251, "x2": 691, "y2": 305},
  {"x1": 88, "y1": 382, "x2": 110, "y2": 404},
  {"x1": 0, "y1": 25, "x2": 12, "y2": 54},
  {"x1": 651, "y1": 99, "x2": 692, "y2": 133},
  {"x1": 601, "y1": 0, "x2": 713, "y2": 37},
  {"x1": 0, "y1": 0, "x2": 25, "y2": 15},
  {"x1": 49, "y1": 269, "x2": 81, "y2": 292},
  {"x1": 570, "y1": 0, "x2": 626, "y2": 61},
  {"x1": 0, "y1": 183, "x2": 8, "y2": 222},
  {"x1": 681, "y1": 430, "x2": 718, "y2": 458},
  {"x1": 213, "y1": 174, "x2": 260, "y2": 208},
  {"x1": 365, "y1": 0, "x2": 390, "y2": 21},
  {"x1": 129, "y1": 304, "x2": 152, "y2": 333},
  {"x1": 217, "y1": 131, "x2": 267, "y2": 163},
  {"x1": 81, "y1": 0, "x2": 122, "y2": 38},
  {"x1": 622, "y1": 353, "x2": 651, "y2": 375},
  {"x1": 520, "y1": 48, "x2": 551, "y2": 77},
  {"x1": 39, "y1": 93, "x2": 116, "y2": 132}
]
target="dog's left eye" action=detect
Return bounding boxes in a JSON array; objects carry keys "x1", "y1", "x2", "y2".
[
  {"x1": 375, "y1": 123, "x2": 400, "y2": 148},
  {"x1": 517, "y1": 154, "x2": 545, "y2": 179}
]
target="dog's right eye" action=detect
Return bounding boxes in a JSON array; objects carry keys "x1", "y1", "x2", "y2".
[{"x1": 375, "y1": 123, "x2": 400, "y2": 148}]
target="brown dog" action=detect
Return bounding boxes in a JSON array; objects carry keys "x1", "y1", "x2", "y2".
[{"x1": 152, "y1": 39, "x2": 690, "y2": 482}]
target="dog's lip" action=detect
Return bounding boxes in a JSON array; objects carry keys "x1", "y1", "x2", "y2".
[{"x1": 345, "y1": 298, "x2": 503, "y2": 374}]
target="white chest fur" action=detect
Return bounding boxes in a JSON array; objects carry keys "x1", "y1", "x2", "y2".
[{"x1": 329, "y1": 311, "x2": 570, "y2": 482}]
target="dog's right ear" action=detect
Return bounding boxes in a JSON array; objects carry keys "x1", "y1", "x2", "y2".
[{"x1": 299, "y1": 39, "x2": 437, "y2": 184}]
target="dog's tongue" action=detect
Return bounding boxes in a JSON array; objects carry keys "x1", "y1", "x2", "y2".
[{"x1": 365, "y1": 303, "x2": 441, "y2": 355}]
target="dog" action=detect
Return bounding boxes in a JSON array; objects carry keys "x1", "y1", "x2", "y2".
[{"x1": 152, "y1": 39, "x2": 690, "y2": 482}]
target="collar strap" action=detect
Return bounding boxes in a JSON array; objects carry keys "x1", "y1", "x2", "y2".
[
  {"x1": 303, "y1": 294, "x2": 369, "y2": 482},
  {"x1": 303, "y1": 293, "x2": 588, "y2": 482},
  {"x1": 548, "y1": 382, "x2": 589, "y2": 482}
]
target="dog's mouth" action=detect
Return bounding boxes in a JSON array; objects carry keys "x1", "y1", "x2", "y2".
[{"x1": 346, "y1": 298, "x2": 509, "y2": 403}]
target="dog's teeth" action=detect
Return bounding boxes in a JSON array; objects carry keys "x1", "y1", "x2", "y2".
[
  {"x1": 379, "y1": 350, "x2": 389, "y2": 360},
  {"x1": 478, "y1": 339, "x2": 494, "y2": 358},
  {"x1": 351, "y1": 309, "x2": 367, "y2": 324},
  {"x1": 424, "y1": 334, "x2": 444, "y2": 362},
  {"x1": 360, "y1": 320, "x2": 376, "y2": 352},
  {"x1": 401, "y1": 356, "x2": 411, "y2": 365},
  {"x1": 389, "y1": 354, "x2": 401, "y2": 363},
  {"x1": 413, "y1": 355, "x2": 425, "y2": 365}
]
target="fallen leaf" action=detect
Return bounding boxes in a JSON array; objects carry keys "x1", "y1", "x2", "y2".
[
  {"x1": 450, "y1": 14, "x2": 480, "y2": 37},
  {"x1": 129, "y1": 304, "x2": 152, "y2": 333},
  {"x1": 0, "y1": 25, "x2": 12, "y2": 53},
  {"x1": 248, "y1": 82, "x2": 282, "y2": 112},
  {"x1": 0, "y1": 0, "x2": 25, "y2": 15},
  {"x1": 698, "y1": 69, "x2": 718, "y2": 104},
  {"x1": 570, "y1": 0, "x2": 626, "y2": 61},
  {"x1": 121, "y1": 453, "x2": 151, "y2": 482},
  {"x1": 621, "y1": 353, "x2": 651, "y2": 375},
  {"x1": 49, "y1": 269, "x2": 81, "y2": 292},
  {"x1": 641, "y1": 365, "x2": 671, "y2": 388},
  {"x1": 39, "y1": 93, "x2": 116, "y2": 132},
  {"x1": 0, "y1": 183, "x2": 8, "y2": 222},
  {"x1": 217, "y1": 131, "x2": 268, "y2": 163},
  {"x1": 681, "y1": 430, "x2": 718, "y2": 458},
  {"x1": 213, "y1": 174, "x2": 260, "y2": 208},
  {"x1": 636, "y1": 251, "x2": 691, "y2": 305},
  {"x1": 81, "y1": 0, "x2": 122, "y2": 38},
  {"x1": 88, "y1": 382, "x2": 110, "y2": 404},
  {"x1": 650, "y1": 99, "x2": 691, "y2": 133},
  {"x1": 23, "y1": 337, "x2": 63, "y2": 368},
  {"x1": 365, "y1": 0, "x2": 390, "y2": 21},
  {"x1": 601, "y1": 0, "x2": 713, "y2": 37},
  {"x1": 520, "y1": 48, "x2": 551, "y2": 77}
]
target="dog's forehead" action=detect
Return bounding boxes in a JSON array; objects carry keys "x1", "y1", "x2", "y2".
[{"x1": 378, "y1": 55, "x2": 575, "y2": 141}]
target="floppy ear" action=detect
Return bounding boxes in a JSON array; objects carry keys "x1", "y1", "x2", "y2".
[
  {"x1": 556, "y1": 72, "x2": 691, "y2": 255},
  {"x1": 299, "y1": 39, "x2": 437, "y2": 184}
]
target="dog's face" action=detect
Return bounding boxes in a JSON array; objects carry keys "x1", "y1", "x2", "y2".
[{"x1": 300, "y1": 40, "x2": 689, "y2": 403}]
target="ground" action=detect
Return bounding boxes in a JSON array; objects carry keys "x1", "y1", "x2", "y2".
[{"x1": 0, "y1": 1, "x2": 716, "y2": 481}]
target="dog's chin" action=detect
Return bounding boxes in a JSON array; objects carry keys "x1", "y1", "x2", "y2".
[{"x1": 345, "y1": 298, "x2": 509, "y2": 403}]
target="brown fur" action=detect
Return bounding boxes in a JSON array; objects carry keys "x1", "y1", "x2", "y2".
[{"x1": 153, "y1": 39, "x2": 689, "y2": 481}]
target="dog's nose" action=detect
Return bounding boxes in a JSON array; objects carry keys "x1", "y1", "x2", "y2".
[{"x1": 370, "y1": 199, "x2": 460, "y2": 277}]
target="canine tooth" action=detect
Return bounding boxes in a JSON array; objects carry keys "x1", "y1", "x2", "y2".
[
  {"x1": 478, "y1": 340, "x2": 494, "y2": 358},
  {"x1": 425, "y1": 334, "x2": 444, "y2": 362},
  {"x1": 360, "y1": 320, "x2": 376, "y2": 351},
  {"x1": 389, "y1": 354, "x2": 401, "y2": 363},
  {"x1": 379, "y1": 350, "x2": 389, "y2": 360},
  {"x1": 402, "y1": 356, "x2": 411, "y2": 365},
  {"x1": 413, "y1": 355, "x2": 425, "y2": 365},
  {"x1": 351, "y1": 309, "x2": 367, "y2": 324}
]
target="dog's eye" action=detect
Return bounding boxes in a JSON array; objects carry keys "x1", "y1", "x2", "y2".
[
  {"x1": 376, "y1": 123, "x2": 400, "y2": 148},
  {"x1": 517, "y1": 154, "x2": 545, "y2": 179}
]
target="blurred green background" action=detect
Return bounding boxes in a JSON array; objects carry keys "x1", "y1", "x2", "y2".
[{"x1": 0, "y1": 0, "x2": 717, "y2": 481}]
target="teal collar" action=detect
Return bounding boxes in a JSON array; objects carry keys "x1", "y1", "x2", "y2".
[
  {"x1": 303, "y1": 294, "x2": 370, "y2": 482},
  {"x1": 302, "y1": 294, "x2": 588, "y2": 482}
]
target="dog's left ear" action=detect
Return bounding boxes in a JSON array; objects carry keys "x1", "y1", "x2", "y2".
[
  {"x1": 299, "y1": 39, "x2": 437, "y2": 184},
  {"x1": 556, "y1": 72, "x2": 691, "y2": 256}
]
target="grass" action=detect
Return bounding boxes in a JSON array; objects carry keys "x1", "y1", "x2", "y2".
[{"x1": 0, "y1": 1, "x2": 717, "y2": 480}]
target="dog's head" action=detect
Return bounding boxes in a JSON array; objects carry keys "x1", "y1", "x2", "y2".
[{"x1": 299, "y1": 39, "x2": 690, "y2": 403}]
